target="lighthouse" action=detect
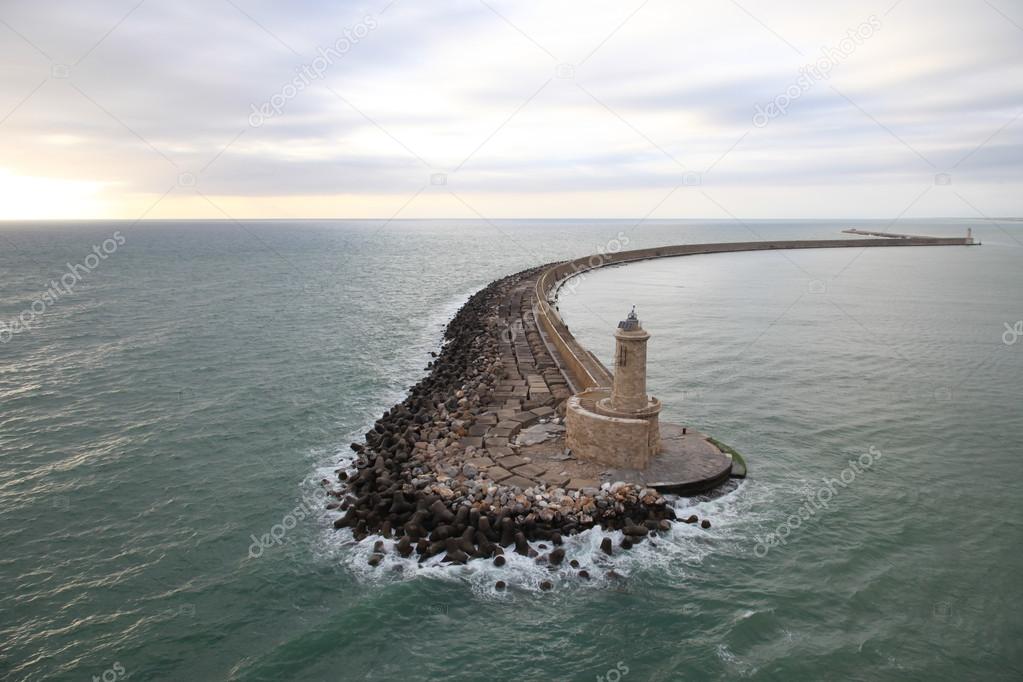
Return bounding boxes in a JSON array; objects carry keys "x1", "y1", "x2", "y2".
[
  {"x1": 565, "y1": 307, "x2": 663, "y2": 468},
  {"x1": 609, "y1": 307, "x2": 652, "y2": 412}
]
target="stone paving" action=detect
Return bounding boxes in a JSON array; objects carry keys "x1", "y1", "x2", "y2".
[{"x1": 457, "y1": 278, "x2": 578, "y2": 488}]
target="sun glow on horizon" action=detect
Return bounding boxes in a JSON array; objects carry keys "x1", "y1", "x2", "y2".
[{"x1": 0, "y1": 169, "x2": 109, "y2": 220}]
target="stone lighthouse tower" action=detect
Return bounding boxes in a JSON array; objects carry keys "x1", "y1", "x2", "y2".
[
  {"x1": 566, "y1": 307, "x2": 663, "y2": 469},
  {"x1": 609, "y1": 307, "x2": 651, "y2": 412}
]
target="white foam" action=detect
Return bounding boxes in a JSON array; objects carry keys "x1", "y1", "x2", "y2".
[{"x1": 309, "y1": 477, "x2": 769, "y2": 594}]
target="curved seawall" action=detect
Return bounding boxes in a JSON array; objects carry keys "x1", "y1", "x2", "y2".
[
  {"x1": 532, "y1": 236, "x2": 973, "y2": 393},
  {"x1": 329, "y1": 234, "x2": 973, "y2": 565}
]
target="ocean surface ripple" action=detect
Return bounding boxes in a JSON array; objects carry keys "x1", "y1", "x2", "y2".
[{"x1": 1, "y1": 219, "x2": 1020, "y2": 681}]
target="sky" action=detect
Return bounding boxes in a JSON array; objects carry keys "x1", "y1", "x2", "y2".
[{"x1": 0, "y1": 0, "x2": 1020, "y2": 220}]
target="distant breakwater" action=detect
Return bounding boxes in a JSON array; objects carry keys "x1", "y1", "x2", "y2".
[{"x1": 327, "y1": 235, "x2": 973, "y2": 572}]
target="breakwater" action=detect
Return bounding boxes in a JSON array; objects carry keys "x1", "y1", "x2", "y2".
[
  {"x1": 329, "y1": 235, "x2": 973, "y2": 568},
  {"x1": 330, "y1": 264, "x2": 681, "y2": 571}
]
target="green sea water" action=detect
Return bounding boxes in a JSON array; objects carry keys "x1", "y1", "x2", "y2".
[{"x1": 1, "y1": 219, "x2": 1020, "y2": 681}]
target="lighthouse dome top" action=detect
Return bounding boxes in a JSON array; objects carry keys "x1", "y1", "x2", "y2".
[{"x1": 618, "y1": 306, "x2": 641, "y2": 331}]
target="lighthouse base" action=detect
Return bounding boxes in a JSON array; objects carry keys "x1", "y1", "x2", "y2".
[
  {"x1": 565, "y1": 389, "x2": 661, "y2": 469},
  {"x1": 563, "y1": 390, "x2": 735, "y2": 494}
]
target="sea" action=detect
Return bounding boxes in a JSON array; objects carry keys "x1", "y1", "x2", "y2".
[{"x1": 1, "y1": 219, "x2": 1020, "y2": 681}]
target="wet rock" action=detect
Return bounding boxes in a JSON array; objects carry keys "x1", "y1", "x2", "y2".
[
  {"x1": 478, "y1": 515, "x2": 495, "y2": 540},
  {"x1": 390, "y1": 491, "x2": 413, "y2": 514},
  {"x1": 499, "y1": 517, "x2": 515, "y2": 547},
  {"x1": 442, "y1": 548, "x2": 468, "y2": 564},
  {"x1": 700, "y1": 519, "x2": 711, "y2": 529},
  {"x1": 495, "y1": 580, "x2": 506, "y2": 590},
  {"x1": 514, "y1": 532, "x2": 529, "y2": 556},
  {"x1": 457, "y1": 528, "x2": 477, "y2": 555},
  {"x1": 453, "y1": 505, "x2": 470, "y2": 530},
  {"x1": 494, "y1": 555, "x2": 506, "y2": 567},
  {"x1": 600, "y1": 537, "x2": 613, "y2": 556},
  {"x1": 539, "y1": 580, "x2": 553, "y2": 591},
  {"x1": 475, "y1": 532, "x2": 496, "y2": 558},
  {"x1": 430, "y1": 500, "x2": 455, "y2": 524},
  {"x1": 549, "y1": 548, "x2": 566, "y2": 565}
]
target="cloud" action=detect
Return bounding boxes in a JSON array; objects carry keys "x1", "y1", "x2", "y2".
[{"x1": 0, "y1": 0, "x2": 1020, "y2": 218}]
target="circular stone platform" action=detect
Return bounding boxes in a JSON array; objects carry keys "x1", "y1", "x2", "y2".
[
  {"x1": 606, "y1": 424, "x2": 734, "y2": 495},
  {"x1": 512, "y1": 422, "x2": 734, "y2": 495}
]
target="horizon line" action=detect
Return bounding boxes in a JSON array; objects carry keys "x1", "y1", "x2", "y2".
[{"x1": 0, "y1": 216, "x2": 1016, "y2": 223}]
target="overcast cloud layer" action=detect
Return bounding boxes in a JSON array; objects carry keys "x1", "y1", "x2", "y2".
[{"x1": 0, "y1": 0, "x2": 1020, "y2": 219}]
